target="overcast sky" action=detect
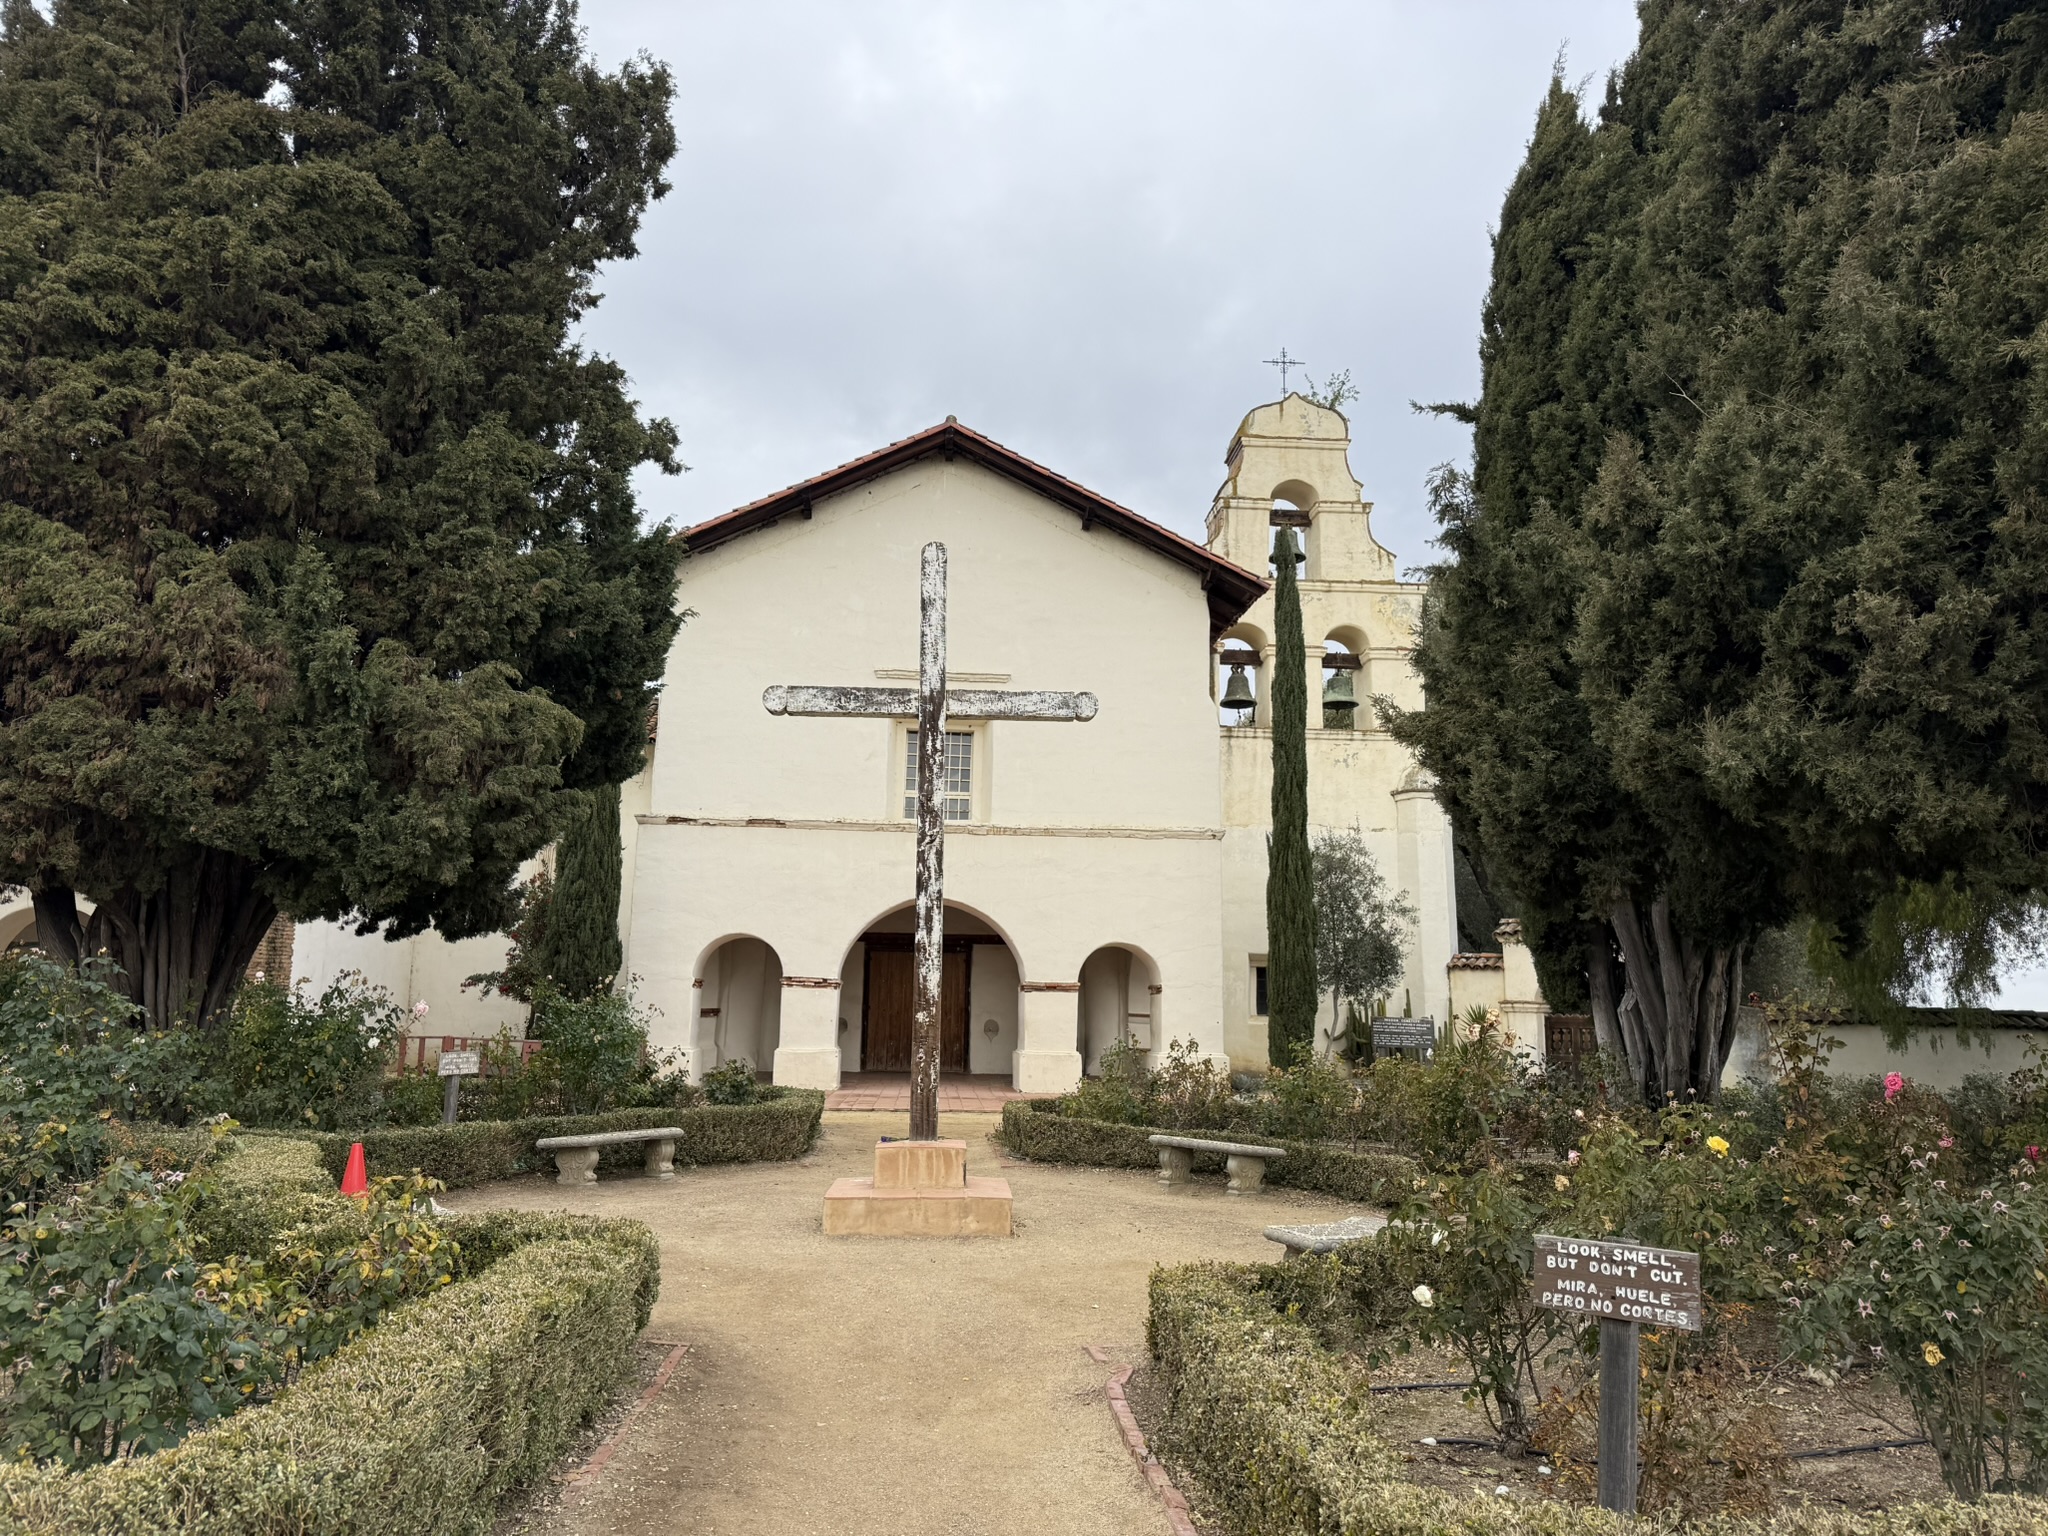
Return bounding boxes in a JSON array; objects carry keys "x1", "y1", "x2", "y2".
[
  {"x1": 571, "y1": 0, "x2": 1643, "y2": 568},
  {"x1": 566, "y1": 0, "x2": 2048, "y2": 1012}
]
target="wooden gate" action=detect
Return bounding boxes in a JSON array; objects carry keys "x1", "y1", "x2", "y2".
[{"x1": 1544, "y1": 1013, "x2": 1597, "y2": 1069}]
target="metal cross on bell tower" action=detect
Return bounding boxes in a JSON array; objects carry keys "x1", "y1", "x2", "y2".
[
  {"x1": 1263, "y1": 347, "x2": 1302, "y2": 394},
  {"x1": 763, "y1": 542, "x2": 1098, "y2": 1140}
]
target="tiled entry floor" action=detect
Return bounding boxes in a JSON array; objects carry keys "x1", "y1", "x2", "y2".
[{"x1": 824, "y1": 1073, "x2": 1046, "y2": 1111}]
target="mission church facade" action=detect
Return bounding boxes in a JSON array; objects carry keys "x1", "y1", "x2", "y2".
[
  {"x1": 619, "y1": 394, "x2": 1455, "y2": 1092},
  {"x1": 0, "y1": 397, "x2": 1465, "y2": 1091}
]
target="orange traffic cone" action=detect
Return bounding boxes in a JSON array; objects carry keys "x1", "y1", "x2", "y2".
[{"x1": 340, "y1": 1141, "x2": 369, "y2": 1198}]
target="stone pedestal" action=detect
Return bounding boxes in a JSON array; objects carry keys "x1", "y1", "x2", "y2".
[{"x1": 823, "y1": 1138, "x2": 1013, "y2": 1237}]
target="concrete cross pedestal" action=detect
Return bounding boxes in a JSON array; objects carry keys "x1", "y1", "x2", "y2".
[
  {"x1": 822, "y1": 1138, "x2": 1014, "y2": 1237},
  {"x1": 767, "y1": 540, "x2": 1096, "y2": 1235}
]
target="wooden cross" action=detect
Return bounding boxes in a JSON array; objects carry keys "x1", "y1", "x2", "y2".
[{"x1": 764, "y1": 541, "x2": 1097, "y2": 1139}]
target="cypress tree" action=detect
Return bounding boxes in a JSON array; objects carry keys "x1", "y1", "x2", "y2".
[
  {"x1": 0, "y1": 0, "x2": 682, "y2": 1029},
  {"x1": 534, "y1": 784, "x2": 624, "y2": 999},
  {"x1": 1396, "y1": 2, "x2": 2048, "y2": 1099},
  {"x1": 1267, "y1": 524, "x2": 1317, "y2": 1065}
]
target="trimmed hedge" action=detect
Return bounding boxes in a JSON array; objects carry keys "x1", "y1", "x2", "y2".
[
  {"x1": 1149, "y1": 1262, "x2": 2048, "y2": 1536},
  {"x1": 0, "y1": 1234, "x2": 653, "y2": 1535},
  {"x1": 442, "y1": 1208, "x2": 661, "y2": 1327},
  {"x1": 997, "y1": 1100, "x2": 1420, "y2": 1206},
  {"x1": 281, "y1": 1090, "x2": 825, "y2": 1189},
  {"x1": 0, "y1": 1139, "x2": 663, "y2": 1535},
  {"x1": 99, "y1": 1122, "x2": 220, "y2": 1173},
  {"x1": 191, "y1": 1135, "x2": 364, "y2": 1260}
]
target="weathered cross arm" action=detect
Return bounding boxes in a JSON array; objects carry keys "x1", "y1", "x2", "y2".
[{"x1": 762, "y1": 685, "x2": 1098, "y2": 722}]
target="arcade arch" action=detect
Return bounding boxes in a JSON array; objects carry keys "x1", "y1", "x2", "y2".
[
  {"x1": 0, "y1": 902, "x2": 39, "y2": 953},
  {"x1": 836, "y1": 902, "x2": 1022, "y2": 1079},
  {"x1": 1076, "y1": 943, "x2": 1162, "y2": 1077},
  {"x1": 694, "y1": 935, "x2": 783, "y2": 1076}
]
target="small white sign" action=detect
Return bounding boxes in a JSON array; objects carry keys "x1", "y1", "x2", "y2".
[{"x1": 438, "y1": 1050, "x2": 481, "y2": 1077}]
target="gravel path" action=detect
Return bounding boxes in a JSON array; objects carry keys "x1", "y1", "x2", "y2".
[{"x1": 465, "y1": 1109, "x2": 1365, "y2": 1536}]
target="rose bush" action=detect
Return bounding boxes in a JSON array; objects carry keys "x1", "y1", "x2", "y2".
[{"x1": 1794, "y1": 1154, "x2": 2048, "y2": 1499}]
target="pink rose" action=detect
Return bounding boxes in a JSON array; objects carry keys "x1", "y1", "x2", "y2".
[{"x1": 1884, "y1": 1072, "x2": 1905, "y2": 1103}]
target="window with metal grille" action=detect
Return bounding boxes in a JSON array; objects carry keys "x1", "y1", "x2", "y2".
[{"x1": 904, "y1": 730, "x2": 974, "y2": 821}]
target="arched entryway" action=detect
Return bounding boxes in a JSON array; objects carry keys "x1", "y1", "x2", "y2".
[
  {"x1": 0, "y1": 900, "x2": 39, "y2": 954},
  {"x1": 1076, "y1": 943, "x2": 1162, "y2": 1076},
  {"x1": 837, "y1": 903, "x2": 1021, "y2": 1082},
  {"x1": 694, "y1": 936, "x2": 783, "y2": 1075}
]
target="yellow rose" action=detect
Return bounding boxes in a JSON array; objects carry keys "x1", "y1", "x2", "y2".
[
  {"x1": 1706, "y1": 1136, "x2": 1730, "y2": 1157},
  {"x1": 1923, "y1": 1341, "x2": 1945, "y2": 1367}
]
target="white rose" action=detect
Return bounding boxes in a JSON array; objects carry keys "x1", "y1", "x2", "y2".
[{"x1": 1412, "y1": 1284, "x2": 1434, "y2": 1308}]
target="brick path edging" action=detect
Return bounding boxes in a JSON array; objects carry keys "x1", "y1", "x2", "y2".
[
  {"x1": 1100, "y1": 1355, "x2": 1200, "y2": 1536},
  {"x1": 569, "y1": 1339, "x2": 690, "y2": 1484}
]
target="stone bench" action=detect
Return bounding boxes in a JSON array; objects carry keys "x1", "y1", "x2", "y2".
[
  {"x1": 535, "y1": 1127, "x2": 685, "y2": 1185},
  {"x1": 1263, "y1": 1214, "x2": 1386, "y2": 1255},
  {"x1": 1147, "y1": 1134, "x2": 1286, "y2": 1195}
]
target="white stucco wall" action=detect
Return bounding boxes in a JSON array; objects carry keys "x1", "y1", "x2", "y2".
[
  {"x1": 0, "y1": 893, "x2": 526, "y2": 1039},
  {"x1": 1723, "y1": 1017, "x2": 2042, "y2": 1092},
  {"x1": 628, "y1": 454, "x2": 1231, "y2": 1091},
  {"x1": 969, "y1": 941, "x2": 1021, "y2": 1074},
  {"x1": 290, "y1": 918, "x2": 528, "y2": 1040}
]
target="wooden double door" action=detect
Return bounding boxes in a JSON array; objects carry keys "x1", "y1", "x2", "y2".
[{"x1": 862, "y1": 936, "x2": 971, "y2": 1072}]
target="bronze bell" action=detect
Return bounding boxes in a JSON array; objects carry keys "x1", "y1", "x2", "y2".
[
  {"x1": 1221, "y1": 665, "x2": 1255, "y2": 714},
  {"x1": 1322, "y1": 665, "x2": 1358, "y2": 717}
]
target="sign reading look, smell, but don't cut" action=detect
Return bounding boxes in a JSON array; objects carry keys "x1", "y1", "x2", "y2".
[{"x1": 1532, "y1": 1234, "x2": 1702, "y2": 1331}]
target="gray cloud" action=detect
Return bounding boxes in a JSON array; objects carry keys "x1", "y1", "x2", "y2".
[
  {"x1": 443, "y1": 0, "x2": 2048, "y2": 1011},
  {"x1": 573, "y1": 0, "x2": 1641, "y2": 568}
]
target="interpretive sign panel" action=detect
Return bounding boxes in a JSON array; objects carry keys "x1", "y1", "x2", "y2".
[
  {"x1": 438, "y1": 1050, "x2": 481, "y2": 1078},
  {"x1": 1372, "y1": 1018, "x2": 1437, "y2": 1053},
  {"x1": 1532, "y1": 1234, "x2": 1702, "y2": 1331}
]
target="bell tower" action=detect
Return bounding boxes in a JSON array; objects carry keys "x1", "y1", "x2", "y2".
[
  {"x1": 1204, "y1": 394, "x2": 1394, "y2": 581},
  {"x1": 1206, "y1": 392, "x2": 1458, "y2": 1070}
]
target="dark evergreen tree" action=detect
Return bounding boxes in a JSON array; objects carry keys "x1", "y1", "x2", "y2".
[
  {"x1": 533, "y1": 783, "x2": 623, "y2": 999},
  {"x1": 0, "y1": 0, "x2": 682, "y2": 1029},
  {"x1": 1394, "y1": 2, "x2": 2048, "y2": 1100},
  {"x1": 1266, "y1": 524, "x2": 1317, "y2": 1064}
]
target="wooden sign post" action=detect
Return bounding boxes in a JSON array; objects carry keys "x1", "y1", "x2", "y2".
[
  {"x1": 438, "y1": 1048, "x2": 480, "y2": 1126},
  {"x1": 1531, "y1": 1234, "x2": 1702, "y2": 1514}
]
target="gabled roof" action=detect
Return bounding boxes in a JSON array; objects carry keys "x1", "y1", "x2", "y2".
[{"x1": 677, "y1": 419, "x2": 1269, "y2": 637}]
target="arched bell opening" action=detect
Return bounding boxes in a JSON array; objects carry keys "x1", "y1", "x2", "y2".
[
  {"x1": 1076, "y1": 943, "x2": 1162, "y2": 1077},
  {"x1": 1270, "y1": 478, "x2": 1320, "y2": 573},
  {"x1": 694, "y1": 935, "x2": 784, "y2": 1079},
  {"x1": 1268, "y1": 505, "x2": 1310, "y2": 577},
  {"x1": 1321, "y1": 630, "x2": 1365, "y2": 731},
  {"x1": 836, "y1": 901, "x2": 1021, "y2": 1082},
  {"x1": 1216, "y1": 623, "x2": 1267, "y2": 728}
]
